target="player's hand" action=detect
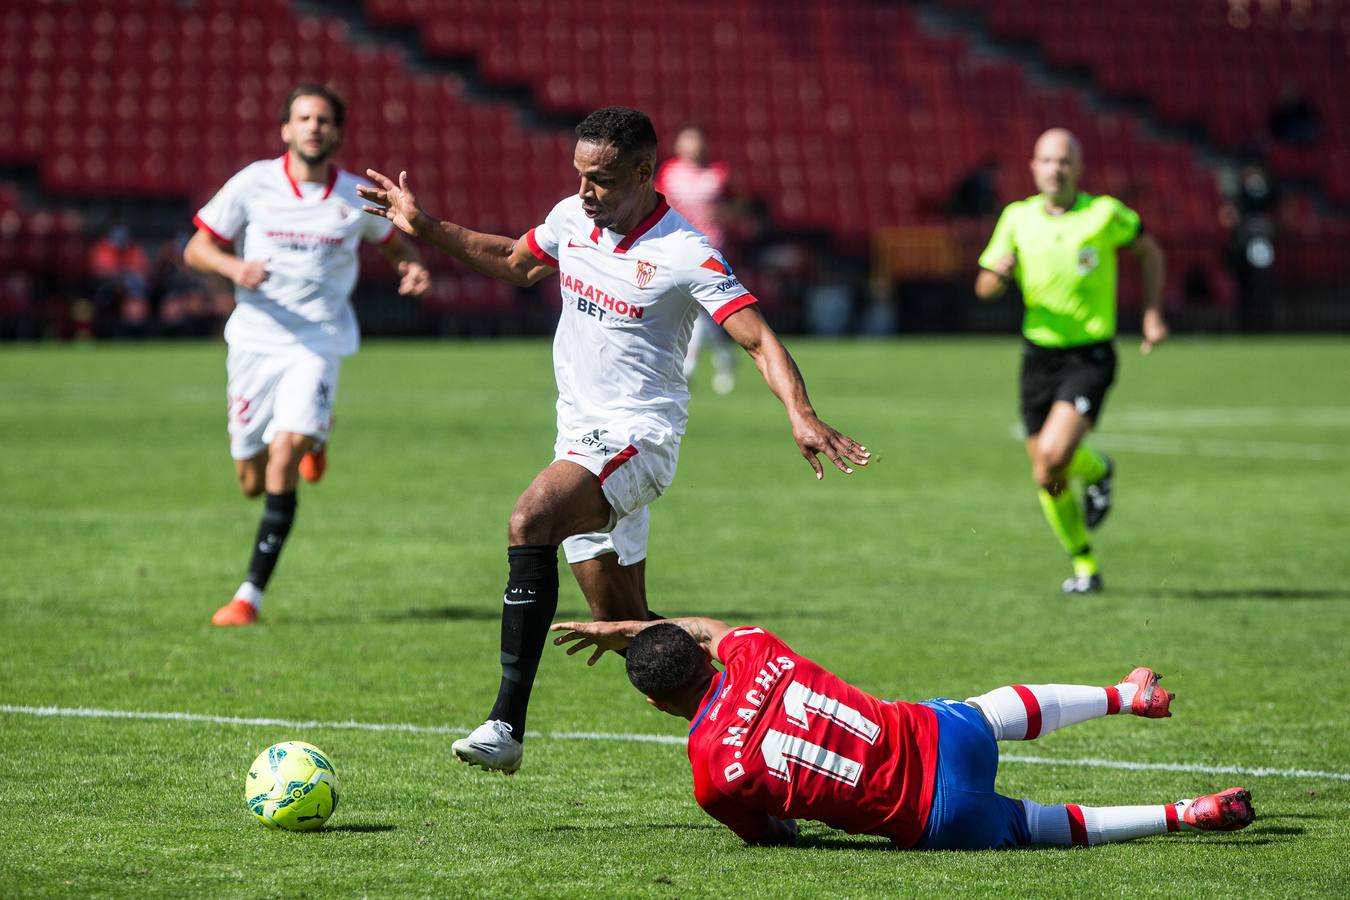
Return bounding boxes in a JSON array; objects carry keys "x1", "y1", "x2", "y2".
[
  {"x1": 358, "y1": 169, "x2": 428, "y2": 237},
  {"x1": 550, "y1": 621, "x2": 632, "y2": 666},
  {"x1": 759, "y1": 817, "x2": 798, "y2": 846},
  {"x1": 1140, "y1": 309, "x2": 1169, "y2": 355},
  {"x1": 791, "y1": 414, "x2": 870, "y2": 480},
  {"x1": 397, "y1": 260, "x2": 431, "y2": 297},
  {"x1": 231, "y1": 259, "x2": 269, "y2": 290}
]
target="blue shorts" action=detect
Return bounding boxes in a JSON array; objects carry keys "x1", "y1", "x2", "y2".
[{"x1": 915, "y1": 699, "x2": 1030, "y2": 850}]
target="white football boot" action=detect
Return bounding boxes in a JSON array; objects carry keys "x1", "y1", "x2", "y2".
[{"x1": 452, "y1": 720, "x2": 523, "y2": 774}]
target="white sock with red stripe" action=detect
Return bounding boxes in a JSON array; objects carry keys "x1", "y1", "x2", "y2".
[
  {"x1": 967, "y1": 681, "x2": 1139, "y2": 741},
  {"x1": 1022, "y1": 799, "x2": 1185, "y2": 846}
]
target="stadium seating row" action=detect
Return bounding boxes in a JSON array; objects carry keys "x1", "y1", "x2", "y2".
[{"x1": 949, "y1": 0, "x2": 1349, "y2": 200}]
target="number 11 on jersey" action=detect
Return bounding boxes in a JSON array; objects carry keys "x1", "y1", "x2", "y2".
[{"x1": 760, "y1": 680, "x2": 880, "y2": 787}]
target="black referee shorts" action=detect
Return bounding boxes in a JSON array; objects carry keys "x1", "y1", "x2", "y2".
[{"x1": 1019, "y1": 339, "x2": 1117, "y2": 436}]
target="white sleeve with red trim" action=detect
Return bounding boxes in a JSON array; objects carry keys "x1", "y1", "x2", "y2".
[
  {"x1": 524, "y1": 197, "x2": 569, "y2": 269},
  {"x1": 678, "y1": 243, "x2": 756, "y2": 325},
  {"x1": 193, "y1": 167, "x2": 253, "y2": 243}
]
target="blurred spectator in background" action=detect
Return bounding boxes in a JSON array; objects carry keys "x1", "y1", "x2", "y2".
[
  {"x1": 153, "y1": 231, "x2": 231, "y2": 337},
  {"x1": 949, "y1": 157, "x2": 999, "y2": 218},
  {"x1": 1268, "y1": 83, "x2": 1321, "y2": 147},
  {"x1": 656, "y1": 124, "x2": 739, "y2": 394},
  {"x1": 88, "y1": 224, "x2": 149, "y2": 336},
  {"x1": 1219, "y1": 164, "x2": 1279, "y2": 331}
]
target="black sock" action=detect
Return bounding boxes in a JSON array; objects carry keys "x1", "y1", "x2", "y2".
[
  {"x1": 245, "y1": 491, "x2": 297, "y2": 591},
  {"x1": 487, "y1": 544, "x2": 559, "y2": 738}
]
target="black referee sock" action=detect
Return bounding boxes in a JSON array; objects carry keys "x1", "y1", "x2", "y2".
[
  {"x1": 487, "y1": 544, "x2": 560, "y2": 739},
  {"x1": 245, "y1": 491, "x2": 297, "y2": 591}
]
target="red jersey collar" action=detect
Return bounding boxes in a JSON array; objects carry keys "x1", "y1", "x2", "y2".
[
  {"x1": 612, "y1": 193, "x2": 670, "y2": 254},
  {"x1": 282, "y1": 152, "x2": 339, "y2": 200}
]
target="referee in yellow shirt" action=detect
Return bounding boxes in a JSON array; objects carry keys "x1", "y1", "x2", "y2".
[{"x1": 976, "y1": 129, "x2": 1168, "y2": 595}]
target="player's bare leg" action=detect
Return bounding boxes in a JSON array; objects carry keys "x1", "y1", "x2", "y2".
[
  {"x1": 454, "y1": 461, "x2": 613, "y2": 773},
  {"x1": 214, "y1": 432, "x2": 314, "y2": 626},
  {"x1": 1027, "y1": 401, "x2": 1102, "y2": 594},
  {"x1": 571, "y1": 554, "x2": 649, "y2": 621},
  {"x1": 234, "y1": 451, "x2": 267, "y2": 498}
]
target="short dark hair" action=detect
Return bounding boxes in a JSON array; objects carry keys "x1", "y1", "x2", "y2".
[
  {"x1": 280, "y1": 83, "x2": 346, "y2": 128},
  {"x1": 575, "y1": 107, "x2": 658, "y2": 163},
  {"x1": 626, "y1": 624, "x2": 706, "y2": 699}
]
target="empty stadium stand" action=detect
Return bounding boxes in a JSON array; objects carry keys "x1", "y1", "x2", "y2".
[{"x1": 0, "y1": 0, "x2": 1344, "y2": 334}]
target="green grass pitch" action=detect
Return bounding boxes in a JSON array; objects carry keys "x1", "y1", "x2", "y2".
[{"x1": 1, "y1": 337, "x2": 1347, "y2": 897}]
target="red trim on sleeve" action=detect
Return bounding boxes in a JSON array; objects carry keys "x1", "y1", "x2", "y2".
[
  {"x1": 192, "y1": 214, "x2": 232, "y2": 244},
  {"x1": 597, "y1": 444, "x2": 639, "y2": 485},
  {"x1": 711, "y1": 293, "x2": 758, "y2": 325},
  {"x1": 281, "y1": 154, "x2": 303, "y2": 198},
  {"x1": 1066, "y1": 804, "x2": 1089, "y2": 846},
  {"x1": 700, "y1": 256, "x2": 728, "y2": 275},
  {"x1": 524, "y1": 228, "x2": 559, "y2": 268},
  {"x1": 1164, "y1": 802, "x2": 1179, "y2": 832},
  {"x1": 1012, "y1": 685, "x2": 1042, "y2": 740},
  {"x1": 1104, "y1": 685, "x2": 1121, "y2": 715},
  {"x1": 613, "y1": 194, "x2": 670, "y2": 254}
]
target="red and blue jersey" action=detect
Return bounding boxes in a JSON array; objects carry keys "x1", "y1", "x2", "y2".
[{"x1": 686, "y1": 627, "x2": 939, "y2": 847}]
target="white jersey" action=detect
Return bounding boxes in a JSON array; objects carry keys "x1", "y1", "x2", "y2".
[
  {"x1": 526, "y1": 194, "x2": 756, "y2": 440},
  {"x1": 194, "y1": 154, "x2": 395, "y2": 357}
]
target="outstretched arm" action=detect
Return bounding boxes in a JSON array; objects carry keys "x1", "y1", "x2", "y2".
[
  {"x1": 1129, "y1": 233, "x2": 1168, "y2": 354},
  {"x1": 720, "y1": 307, "x2": 871, "y2": 480},
  {"x1": 357, "y1": 168, "x2": 555, "y2": 287},
  {"x1": 550, "y1": 617, "x2": 734, "y2": 665}
]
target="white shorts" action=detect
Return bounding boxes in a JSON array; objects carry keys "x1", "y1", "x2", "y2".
[
  {"x1": 226, "y1": 346, "x2": 339, "y2": 460},
  {"x1": 555, "y1": 427, "x2": 681, "y2": 566}
]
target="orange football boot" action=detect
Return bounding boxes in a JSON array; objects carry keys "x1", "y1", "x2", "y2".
[{"x1": 212, "y1": 598, "x2": 258, "y2": 626}]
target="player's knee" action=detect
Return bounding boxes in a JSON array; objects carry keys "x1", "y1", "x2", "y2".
[
  {"x1": 239, "y1": 479, "x2": 265, "y2": 499},
  {"x1": 1033, "y1": 441, "x2": 1073, "y2": 478},
  {"x1": 507, "y1": 500, "x2": 553, "y2": 545}
]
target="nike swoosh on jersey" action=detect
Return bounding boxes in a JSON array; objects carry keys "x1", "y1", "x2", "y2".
[{"x1": 567, "y1": 239, "x2": 596, "y2": 250}]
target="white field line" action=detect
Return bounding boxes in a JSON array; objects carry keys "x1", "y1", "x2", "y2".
[
  {"x1": 1092, "y1": 433, "x2": 1340, "y2": 461},
  {"x1": 4, "y1": 703, "x2": 1348, "y2": 782},
  {"x1": 1109, "y1": 407, "x2": 1350, "y2": 429}
]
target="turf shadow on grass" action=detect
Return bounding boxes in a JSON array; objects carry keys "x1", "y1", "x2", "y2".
[
  {"x1": 323, "y1": 824, "x2": 397, "y2": 833},
  {"x1": 378, "y1": 605, "x2": 503, "y2": 622},
  {"x1": 1161, "y1": 588, "x2": 1350, "y2": 601},
  {"x1": 539, "y1": 822, "x2": 724, "y2": 834}
]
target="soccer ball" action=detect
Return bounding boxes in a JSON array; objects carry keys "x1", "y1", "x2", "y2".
[{"x1": 244, "y1": 741, "x2": 340, "y2": 831}]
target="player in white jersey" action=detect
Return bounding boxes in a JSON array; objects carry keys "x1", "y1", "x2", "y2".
[
  {"x1": 655, "y1": 124, "x2": 738, "y2": 394},
  {"x1": 359, "y1": 106, "x2": 870, "y2": 773},
  {"x1": 184, "y1": 84, "x2": 430, "y2": 627}
]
